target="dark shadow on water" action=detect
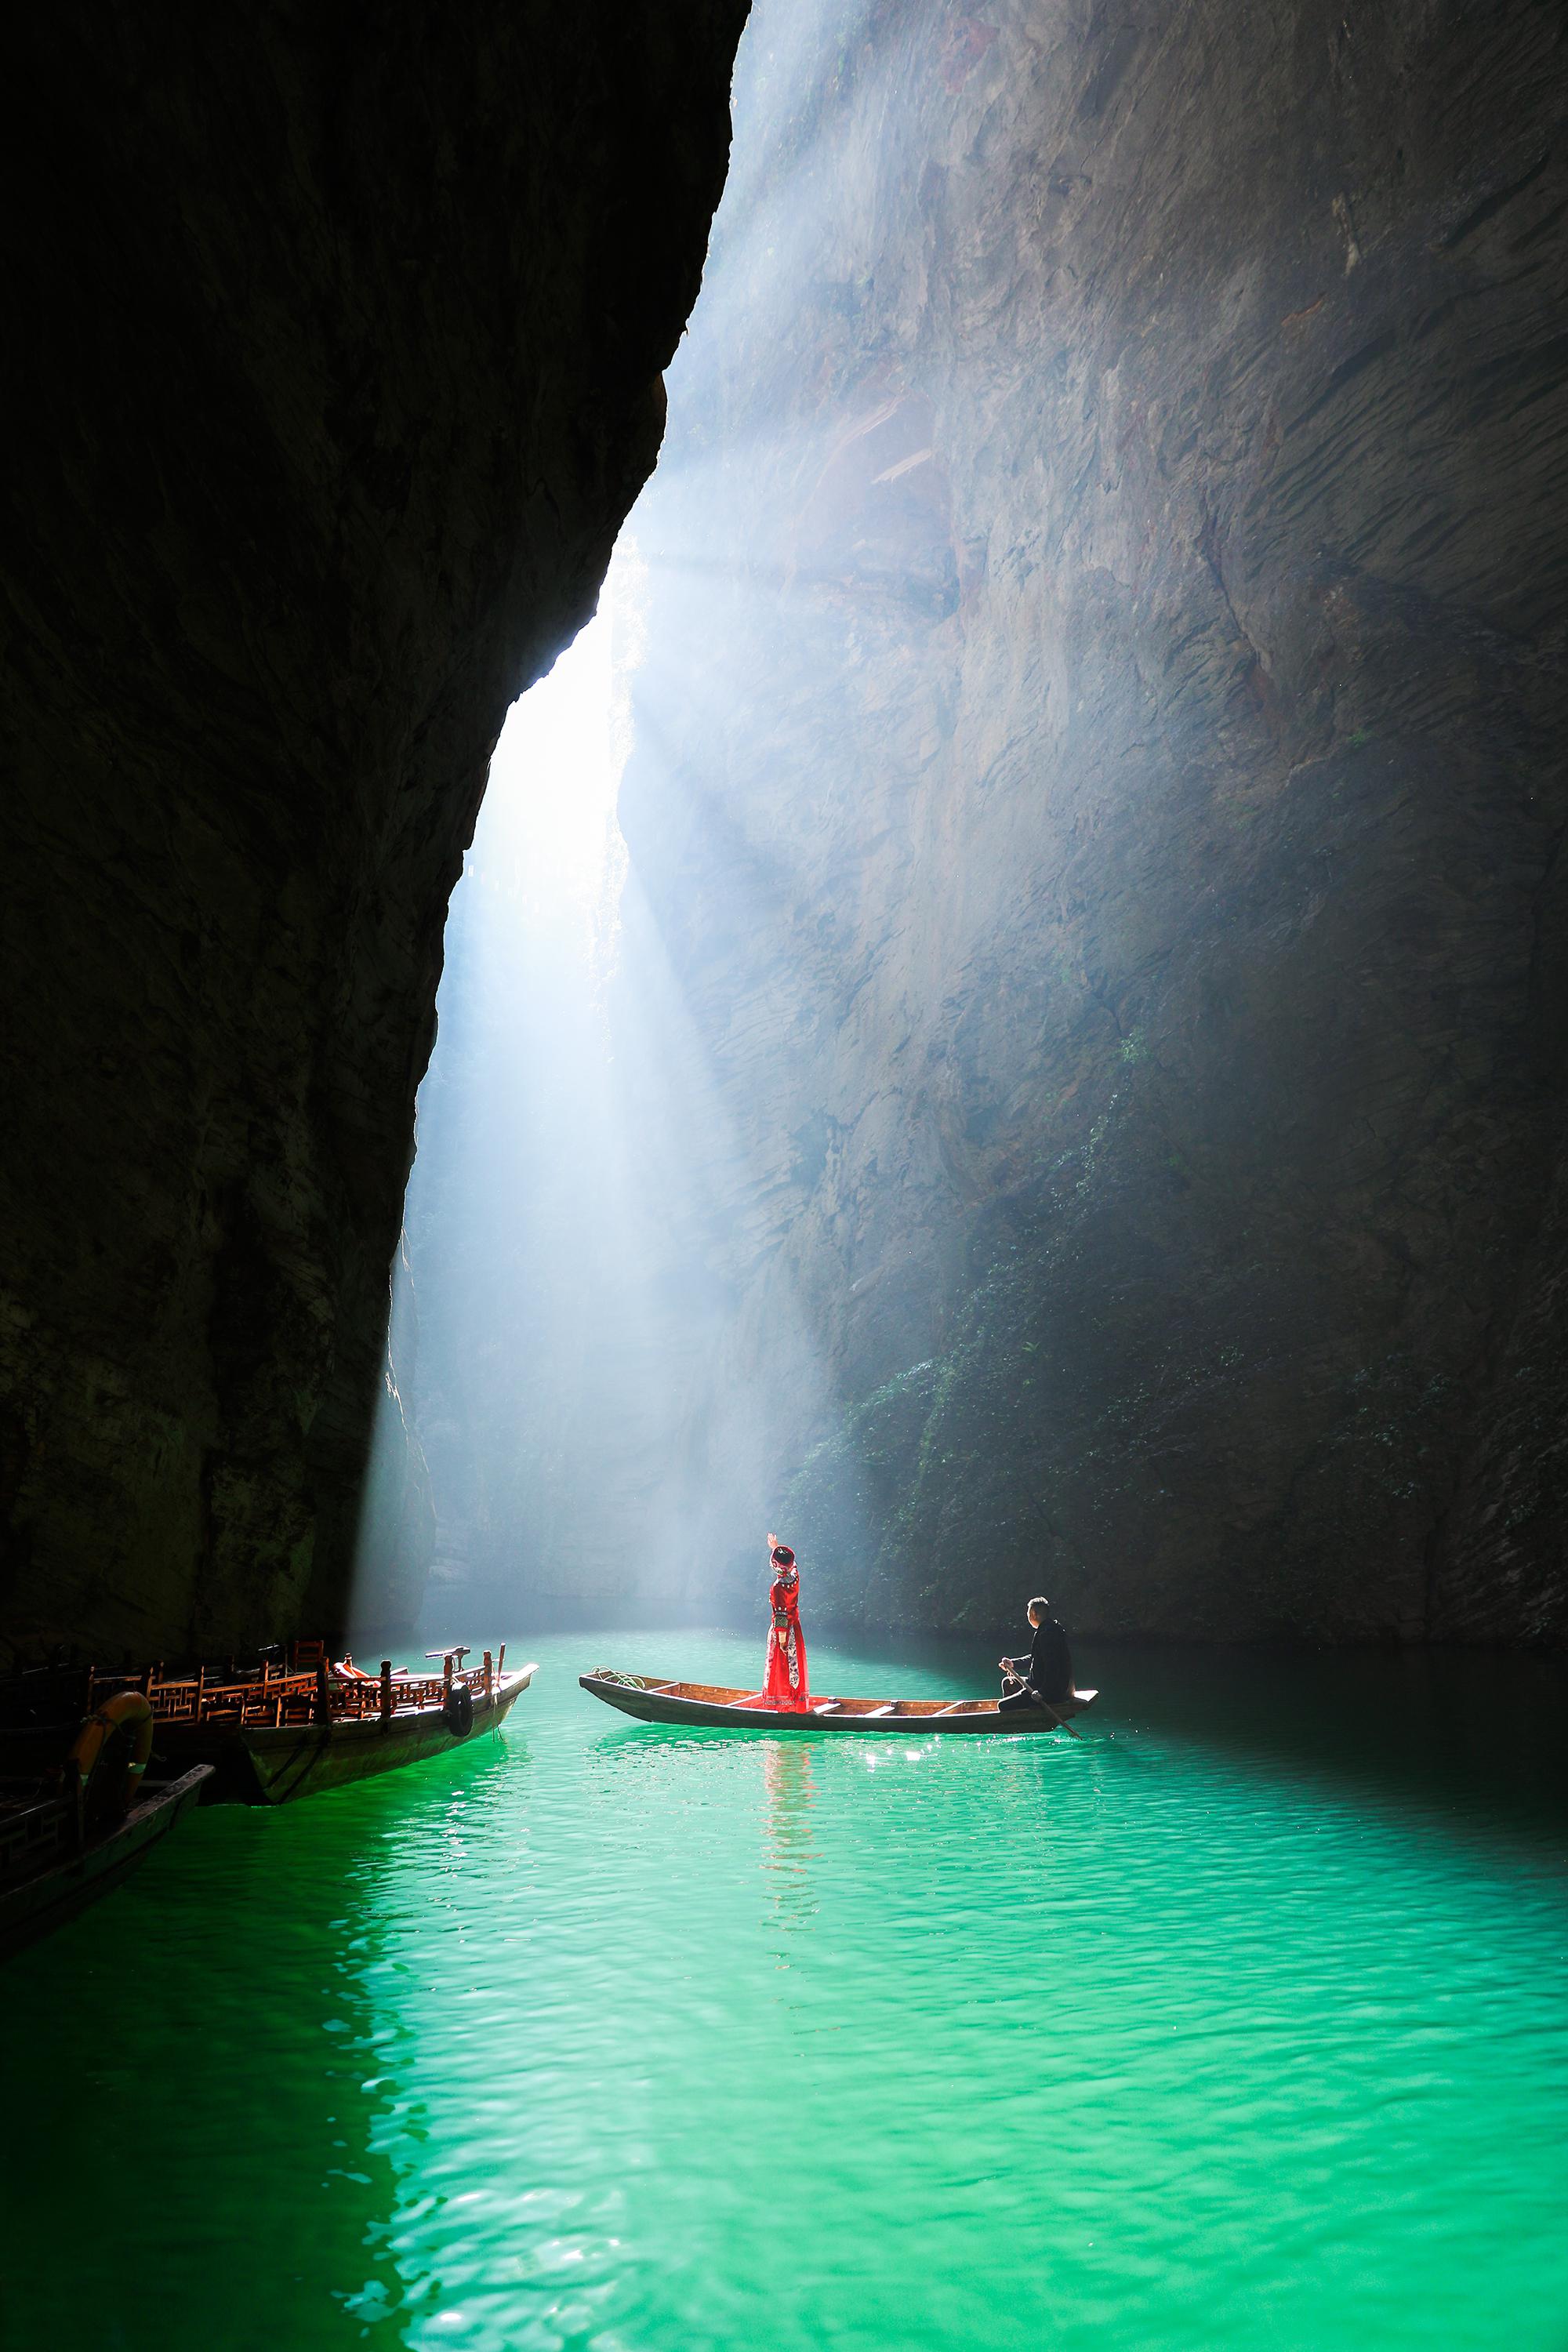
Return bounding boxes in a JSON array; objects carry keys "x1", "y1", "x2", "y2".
[
  {"x1": 865, "y1": 1626, "x2": 1568, "y2": 1863},
  {"x1": 0, "y1": 1789, "x2": 415, "y2": 2350}
]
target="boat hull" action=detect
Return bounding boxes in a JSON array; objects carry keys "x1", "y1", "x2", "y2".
[
  {"x1": 0, "y1": 1765, "x2": 212, "y2": 1962},
  {"x1": 153, "y1": 1668, "x2": 535, "y2": 1803},
  {"x1": 579, "y1": 1674, "x2": 1096, "y2": 1734}
]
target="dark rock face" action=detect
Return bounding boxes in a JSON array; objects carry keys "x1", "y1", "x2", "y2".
[
  {"x1": 623, "y1": 2, "x2": 1568, "y2": 1642},
  {"x1": 0, "y1": 4, "x2": 746, "y2": 1659}
]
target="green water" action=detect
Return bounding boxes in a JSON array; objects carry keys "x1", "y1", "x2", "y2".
[{"x1": 5, "y1": 1632, "x2": 1567, "y2": 2352}]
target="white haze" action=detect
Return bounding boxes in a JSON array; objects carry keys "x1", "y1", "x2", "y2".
[{"x1": 350, "y1": 0, "x2": 901, "y2": 1636}]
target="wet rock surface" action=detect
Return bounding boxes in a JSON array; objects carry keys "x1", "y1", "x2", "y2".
[
  {"x1": 0, "y1": 4, "x2": 746, "y2": 1658},
  {"x1": 624, "y1": 1, "x2": 1568, "y2": 1642}
]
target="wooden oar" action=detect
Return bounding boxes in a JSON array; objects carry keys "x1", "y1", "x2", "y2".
[{"x1": 1000, "y1": 1662, "x2": 1083, "y2": 1737}]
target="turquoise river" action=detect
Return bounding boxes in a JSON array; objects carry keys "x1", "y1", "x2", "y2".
[{"x1": 5, "y1": 1630, "x2": 1567, "y2": 2351}]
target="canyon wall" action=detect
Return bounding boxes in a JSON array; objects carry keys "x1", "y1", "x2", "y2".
[
  {"x1": 0, "y1": 3, "x2": 747, "y2": 1661},
  {"x1": 621, "y1": 0, "x2": 1568, "y2": 1642}
]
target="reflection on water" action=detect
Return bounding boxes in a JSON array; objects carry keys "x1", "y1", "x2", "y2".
[
  {"x1": 4, "y1": 1629, "x2": 1567, "y2": 2352},
  {"x1": 762, "y1": 1739, "x2": 817, "y2": 1936}
]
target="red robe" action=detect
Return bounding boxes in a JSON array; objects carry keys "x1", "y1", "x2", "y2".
[{"x1": 763, "y1": 1570, "x2": 811, "y2": 1711}]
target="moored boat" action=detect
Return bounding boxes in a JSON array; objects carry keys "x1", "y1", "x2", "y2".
[
  {"x1": 145, "y1": 1646, "x2": 539, "y2": 1803},
  {"x1": 1, "y1": 1643, "x2": 537, "y2": 1805},
  {"x1": 1, "y1": 1764, "x2": 212, "y2": 1962},
  {"x1": 579, "y1": 1671, "x2": 1097, "y2": 1734}
]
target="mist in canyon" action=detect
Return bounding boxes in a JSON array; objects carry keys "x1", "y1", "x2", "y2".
[
  {"x1": 360, "y1": 546, "x2": 845, "y2": 1633},
  {"x1": 357, "y1": 0, "x2": 1568, "y2": 1652}
]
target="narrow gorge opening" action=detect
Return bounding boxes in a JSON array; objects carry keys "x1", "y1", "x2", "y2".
[
  {"x1": 358, "y1": 0, "x2": 1568, "y2": 1653},
  {"x1": 355, "y1": 519, "x2": 847, "y2": 1637},
  {"x1": 354, "y1": 552, "x2": 652, "y2": 1634}
]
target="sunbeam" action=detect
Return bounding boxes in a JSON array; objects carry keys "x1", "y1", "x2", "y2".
[
  {"x1": 347, "y1": 5, "x2": 929, "y2": 1639},
  {"x1": 351, "y1": 501, "x2": 865, "y2": 1636}
]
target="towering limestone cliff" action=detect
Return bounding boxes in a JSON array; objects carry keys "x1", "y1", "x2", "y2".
[
  {"x1": 620, "y1": 1, "x2": 1568, "y2": 1643},
  {"x1": 0, "y1": 5, "x2": 748, "y2": 1660}
]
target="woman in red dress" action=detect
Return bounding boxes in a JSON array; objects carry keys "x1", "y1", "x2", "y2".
[{"x1": 762, "y1": 1534, "x2": 811, "y2": 1712}]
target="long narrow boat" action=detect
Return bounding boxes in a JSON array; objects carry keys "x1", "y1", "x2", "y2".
[
  {"x1": 149, "y1": 1656, "x2": 539, "y2": 1804},
  {"x1": 1, "y1": 1765, "x2": 212, "y2": 1962},
  {"x1": 0, "y1": 1646, "x2": 537, "y2": 1805},
  {"x1": 579, "y1": 1671, "x2": 1097, "y2": 1734}
]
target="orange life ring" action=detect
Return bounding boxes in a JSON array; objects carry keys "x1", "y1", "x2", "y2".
[{"x1": 70, "y1": 1690, "x2": 154, "y2": 1820}]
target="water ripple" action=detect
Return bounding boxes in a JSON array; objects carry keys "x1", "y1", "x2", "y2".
[{"x1": 3, "y1": 1630, "x2": 1566, "y2": 2351}]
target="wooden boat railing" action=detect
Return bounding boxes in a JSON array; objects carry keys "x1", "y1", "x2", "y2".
[
  {"x1": 53, "y1": 1645, "x2": 512, "y2": 1733},
  {"x1": 142, "y1": 1669, "x2": 321, "y2": 1726},
  {"x1": 0, "y1": 1787, "x2": 74, "y2": 1875}
]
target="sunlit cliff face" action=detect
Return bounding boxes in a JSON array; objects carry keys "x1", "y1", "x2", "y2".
[{"x1": 359, "y1": 0, "x2": 1568, "y2": 1648}]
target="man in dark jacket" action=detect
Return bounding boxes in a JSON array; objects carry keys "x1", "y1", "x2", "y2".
[{"x1": 998, "y1": 1597, "x2": 1074, "y2": 1711}]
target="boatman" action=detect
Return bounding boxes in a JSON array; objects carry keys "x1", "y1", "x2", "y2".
[{"x1": 998, "y1": 1596, "x2": 1074, "y2": 1714}]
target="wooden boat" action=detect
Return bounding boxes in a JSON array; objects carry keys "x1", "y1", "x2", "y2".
[
  {"x1": 147, "y1": 1650, "x2": 539, "y2": 1804},
  {"x1": 579, "y1": 1671, "x2": 1098, "y2": 1734},
  {"x1": 0, "y1": 1764, "x2": 212, "y2": 1962},
  {"x1": 0, "y1": 1643, "x2": 537, "y2": 1806}
]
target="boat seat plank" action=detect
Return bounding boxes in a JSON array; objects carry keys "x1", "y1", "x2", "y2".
[{"x1": 864, "y1": 1704, "x2": 895, "y2": 1717}]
